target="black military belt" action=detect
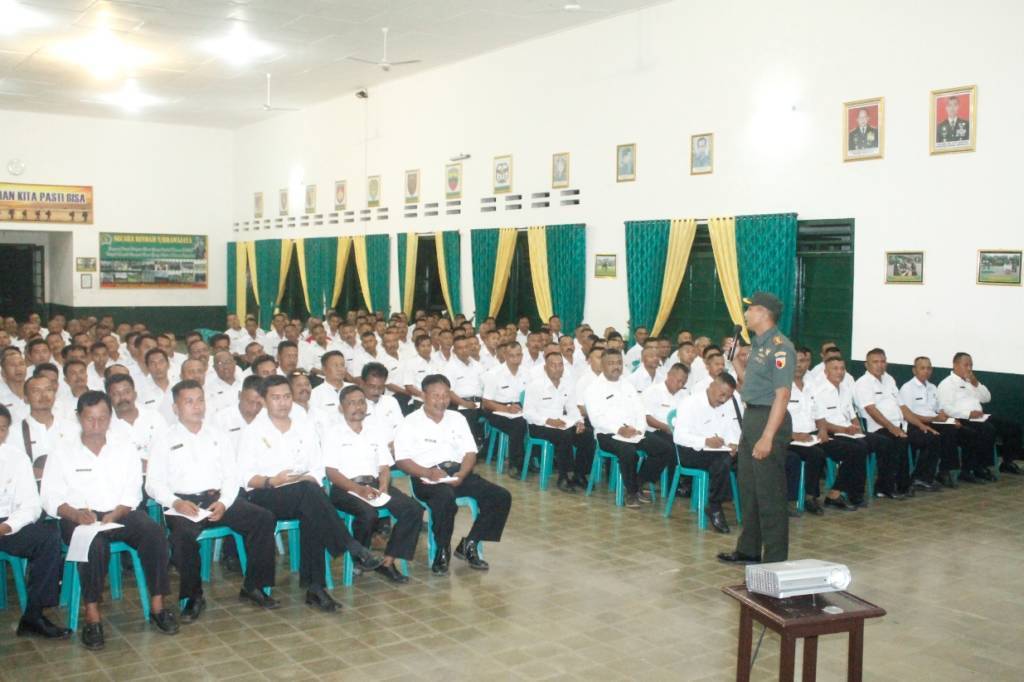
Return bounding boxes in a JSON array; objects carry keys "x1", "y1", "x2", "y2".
[
  {"x1": 437, "y1": 461, "x2": 461, "y2": 475},
  {"x1": 175, "y1": 490, "x2": 221, "y2": 507},
  {"x1": 459, "y1": 395, "x2": 482, "y2": 402},
  {"x1": 747, "y1": 405, "x2": 772, "y2": 410},
  {"x1": 350, "y1": 475, "x2": 379, "y2": 487}
]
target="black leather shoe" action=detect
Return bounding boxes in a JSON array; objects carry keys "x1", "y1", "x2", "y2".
[
  {"x1": 239, "y1": 587, "x2": 280, "y2": 609},
  {"x1": 573, "y1": 475, "x2": 589, "y2": 490},
  {"x1": 1000, "y1": 461, "x2": 1023, "y2": 475},
  {"x1": 959, "y1": 470, "x2": 981, "y2": 483},
  {"x1": 432, "y1": 546, "x2": 450, "y2": 576},
  {"x1": 355, "y1": 548, "x2": 384, "y2": 571},
  {"x1": 221, "y1": 555, "x2": 242, "y2": 573},
  {"x1": 912, "y1": 479, "x2": 940, "y2": 493},
  {"x1": 707, "y1": 509, "x2": 731, "y2": 534},
  {"x1": 179, "y1": 596, "x2": 206, "y2": 623},
  {"x1": 637, "y1": 489, "x2": 653, "y2": 504},
  {"x1": 937, "y1": 471, "x2": 958, "y2": 489},
  {"x1": 151, "y1": 609, "x2": 179, "y2": 635},
  {"x1": 624, "y1": 494, "x2": 641, "y2": 509},
  {"x1": 975, "y1": 467, "x2": 995, "y2": 481},
  {"x1": 454, "y1": 537, "x2": 489, "y2": 570},
  {"x1": 849, "y1": 496, "x2": 868, "y2": 508},
  {"x1": 556, "y1": 476, "x2": 576, "y2": 493},
  {"x1": 824, "y1": 495, "x2": 857, "y2": 512},
  {"x1": 374, "y1": 563, "x2": 409, "y2": 584},
  {"x1": 81, "y1": 622, "x2": 104, "y2": 650},
  {"x1": 717, "y1": 551, "x2": 760, "y2": 565},
  {"x1": 875, "y1": 489, "x2": 905, "y2": 500},
  {"x1": 305, "y1": 587, "x2": 340, "y2": 613},
  {"x1": 16, "y1": 615, "x2": 71, "y2": 639},
  {"x1": 507, "y1": 465, "x2": 521, "y2": 478},
  {"x1": 804, "y1": 498, "x2": 825, "y2": 516}
]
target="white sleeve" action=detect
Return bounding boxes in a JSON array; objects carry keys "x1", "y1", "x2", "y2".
[
  {"x1": 5, "y1": 452, "x2": 41, "y2": 534},
  {"x1": 673, "y1": 400, "x2": 707, "y2": 451},
  {"x1": 936, "y1": 380, "x2": 963, "y2": 418},
  {"x1": 522, "y1": 380, "x2": 545, "y2": 426},
  {"x1": 39, "y1": 449, "x2": 70, "y2": 518},
  {"x1": 144, "y1": 438, "x2": 177, "y2": 509},
  {"x1": 853, "y1": 378, "x2": 875, "y2": 412},
  {"x1": 975, "y1": 382, "x2": 992, "y2": 405}
]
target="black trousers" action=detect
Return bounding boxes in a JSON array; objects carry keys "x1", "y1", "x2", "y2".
[
  {"x1": 928, "y1": 423, "x2": 963, "y2": 473},
  {"x1": 956, "y1": 419, "x2": 995, "y2": 472},
  {"x1": 596, "y1": 433, "x2": 673, "y2": 495},
  {"x1": 411, "y1": 473, "x2": 511, "y2": 551},
  {"x1": 677, "y1": 446, "x2": 732, "y2": 509},
  {"x1": 59, "y1": 510, "x2": 170, "y2": 605},
  {"x1": 989, "y1": 415, "x2": 1023, "y2": 463},
  {"x1": 786, "y1": 445, "x2": 826, "y2": 498},
  {"x1": 0, "y1": 521, "x2": 62, "y2": 617},
  {"x1": 247, "y1": 481, "x2": 361, "y2": 589},
  {"x1": 165, "y1": 498, "x2": 276, "y2": 600},
  {"x1": 864, "y1": 430, "x2": 910, "y2": 494},
  {"x1": 903, "y1": 424, "x2": 943, "y2": 482},
  {"x1": 820, "y1": 437, "x2": 868, "y2": 498},
  {"x1": 527, "y1": 423, "x2": 594, "y2": 478},
  {"x1": 329, "y1": 485, "x2": 422, "y2": 561},
  {"x1": 487, "y1": 413, "x2": 527, "y2": 468}
]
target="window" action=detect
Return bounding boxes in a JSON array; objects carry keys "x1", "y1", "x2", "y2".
[
  {"x1": 664, "y1": 225, "x2": 733, "y2": 341},
  {"x1": 278, "y1": 255, "x2": 309, "y2": 319},
  {"x1": 412, "y1": 235, "x2": 447, "y2": 314},
  {"x1": 496, "y1": 230, "x2": 539, "y2": 327},
  {"x1": 791, "y1": 220, "x2": 855, "y2": 356},
  {"x1": 333, "y1": 248, "x2": 369, "y2": 315}
]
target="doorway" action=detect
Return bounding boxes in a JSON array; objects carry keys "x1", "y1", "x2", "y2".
[{"x1": 0, "y1": 243, "x2": 44, "y2": 320}]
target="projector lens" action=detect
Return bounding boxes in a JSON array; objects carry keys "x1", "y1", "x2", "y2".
[{"x1": 828, "y1": 567, "x2": 851, "y2": 590}]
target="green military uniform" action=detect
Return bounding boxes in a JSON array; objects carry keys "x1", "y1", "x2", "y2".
[
  {"x1": 848, "y1": 125, "x2": 878, "y2": 151},
  {"x1": 735, "y1": 323, "x2": 795, "y2": 563},
  {"x1": 936, "y1": 117, "x2": 969, "y2": 144}
]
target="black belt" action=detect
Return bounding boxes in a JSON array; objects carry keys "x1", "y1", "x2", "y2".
[
  {"x1": 175, "y1": 490, "x2": 220, "y2": 508},
  {"x1": 437, "y1": 461, "x2": 461, "y2": 476},
  {"x1": 459, "y1": 396, "x2": 482, "y2": 402},
  {"x1": 747, "y1": 404, "x2": 772, "y2": 410},
  {"x1": 350, "y1": 475, "x2": 379, "y2": 487}
]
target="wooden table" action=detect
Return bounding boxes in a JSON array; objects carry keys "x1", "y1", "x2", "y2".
[{"x1": 722, "y1": 585, "x2": 885, "y2": 682}]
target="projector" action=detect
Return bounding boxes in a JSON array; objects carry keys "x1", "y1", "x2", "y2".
[{"x1": 746, "y1": 559, "x2": 851, "y2": 599}]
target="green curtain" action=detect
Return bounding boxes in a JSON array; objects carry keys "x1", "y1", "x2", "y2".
[
  {"x1": 736, "y1": 213, "x2": 798, "y2": 334},
  {"x1": 440, "y1": 230, "x2": 462, "y2": 316},
  {"x1": 471, "y1": 228, "x2": 499, "y2": 323},
  {"x1": 397, "y1": 233, "x2": 408, "y2": 314},
  {"x1": 625, "y1": 219, "x2": 671, "y2": 339},
  {"x1": 226, "y1": 241, "x2": 237, "y2": 315},
  {"x1": 253, "y1": 239, "x2": 283, "y2": 328},
  {"x1": 365, "y1": 234, "x2": 391, "y2": 315},
  {"x1": 545, "y1": 224, "x2": 586, "y2": 331},
  {"x1": 302, "y1": 236, "x2": 338, "y2": 317}
]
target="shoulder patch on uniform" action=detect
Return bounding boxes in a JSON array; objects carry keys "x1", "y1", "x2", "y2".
[
  {"x1": 772, "y1": 335, "x2": 782, "y2": 345},
  {"x1": 775, "y1": 357, "x2": 786, "y2": 369}
]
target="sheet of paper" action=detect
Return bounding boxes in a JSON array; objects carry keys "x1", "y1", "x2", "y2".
[
  {"x1": 348, "y1": 490, "x2": 391, "y2": 507},
  {"x1": 836, "y1": 432, "x2": 866, "y2": 439},
  {"x1": 612, "y1": 433, "x2": 643, "y2": 444},
  {"x1": 66, "y1": 522, "x2": 124, "y2": 563},
  {"x1": 790, "y1": 436, "x2": 820, "y2": 447},
  {"x1": 970, "y1": 414, "x2": 990, "y2": 422},
  {"x1": 492, "y1": 411, "x2": 524, "y2": 420},
  {"x1": 702, "y1": 446, "x2": 733, "y2": 452},
  {"x1": 420, "y1": 476, "x2": 459, "y2": 485},
  {"x1": 932, "y1": 418, "x2": 957, "y2": 425},
  {"x1": 162, "y1": 507, "x2": 214, "y2": 523}
]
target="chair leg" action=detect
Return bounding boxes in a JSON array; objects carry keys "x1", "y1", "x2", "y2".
[
  {"x1": 199, "y1": 539, "x2": 212, "y2": 583},
  {"x1": 585, "y1": 454, "x2": 601, "y2": 496},
  {"x1": 730, "y1": 471, "x2": 742, "y2": 525},
  {"x1": 695, "y1": 474, "x2": 708, "y2": 529},
  {"x1": 66, "y1": 564, "x2": 81, "y2": 632},
  {"x1": 796, "y1": 462, "x2": 806, "y2": 512},
  {"x1": 288, "y1": 529, "x2": 300, "y2": 573},
  {"x1": 0, "y1": 561, "x2": 7, "y2": 610},
  {"x1": 109, "y1": 553, "x2": 123, "y2": 600},
  {"x1": 130, "y1": 550, "x2": 151, "y2": 622},
  {"x1": 520, "y1": 442, "x2": 532, "y2": 482},
  {"x1": 233, "y1": 531, "x2": 249, "y2": 575},
  {"x1": 664, "y1": 467, "x2": 682, "y2": 518}
]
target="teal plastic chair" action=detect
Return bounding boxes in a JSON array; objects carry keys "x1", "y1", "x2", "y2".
[
  {"x1": 408, "y1": 488, "x2": 482, "y2": 565},
  {"x1": 274, "y1": 520, "x2": 301, "y2": 572},
  {"x1": 663, "y1": 409, "x2": 709, "y2": 524},
  {"x1": 825, "y1": 451, "x2": 876, "y2": 502},
  {"x1": 200, "y1": 526, "x2": 248, "y2": 582},
  {"x1": 795, "y1": 461, "x2": 807, "y2": 512},
  {"x1": 63, "y1": 541, "x2": 151, "y2": 632},
  {"x1": 0, "y1": 552, "x2": 28, "y2": 612},
  {"x1": 486, "y1": 392, "x2": 526, "y2": 474},
  {"x1": 586, "y1": 442, "x2": 625, "y2": 506},
  {"x1": 324, "y1": 509, "x2": 408, "y2": 589},
  {"x1": 521, "y1": 437, "x2": 555, "y2": 490}
]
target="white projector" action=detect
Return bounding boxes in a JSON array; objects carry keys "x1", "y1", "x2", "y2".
[{"x1": 745, "y1": 559, "x2": 851, "y2": 599}]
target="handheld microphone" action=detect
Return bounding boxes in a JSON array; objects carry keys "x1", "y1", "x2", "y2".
[{"x1": 727, "y1": 324, "x2": 742, "y2": 361}]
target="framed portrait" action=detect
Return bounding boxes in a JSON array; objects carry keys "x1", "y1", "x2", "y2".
[
  {"x1": 493, "y1": 155, "x2": 512, "y2": 194},
  {"x1": 367, "y1": 175, "x2": 381, "y2": 208},
  {"x1": 334, "y1": 180, "x2": 347, "y2": 211},
  {"x1": 445, "y1": 163, "x2": 463, "y2": 200},
  {"x1": 690, "y1": 133, "x2": 713, "y2": 175},
  {"x1": 977, "y1": 250, "x2": 1021, "y2": 286},
  {"x1": 844, "y1": 97, "x2": 884, "y2": 161},
  {"x1": 885, "y1": 251, "x2": 923, "y2": 284},
  {"x1": 76, "y1": 256, "x2": 96, "y2": 272},
  {"x1": 405, "y1": 169, "x2": 420, "y2": 204},
  {"x1": 304, "y1": 184, "x2": 316, "y2": 214},
  {"x1": 594, "y1": 253, "x2": 617, "y2": 279},
  {"x1": 931, "y1": 85, "x2": 977, "y2": 154},
  {"x1": 80, "y1": 273, "x2": 93, "y2": 289},
  {"x1": 552, "y1": 152, "x2": 570, "y2": 189},
  {"x1": 616, "y1": 143, "x2": 636, "y2": 182},
  {"x1": 278, "y1": 188, "x2": 289, "y2": 216},
  {"x1": 254, "y1": 191, "x2": 263, "y2": 219}
]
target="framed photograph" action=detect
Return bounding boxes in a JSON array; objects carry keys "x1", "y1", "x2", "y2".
[
  {"x1": 977, "y1": 250, "x2": 1022, "y2": 286},
  {"x1": 445, "y1": 163, "x2": 463, "y2": 200},
  {"x1": 76, "y1": 256, "x2": 96, "y2": 272},
  {"x1": 304, "y1": 184, "x2": 316, "y2": 214},
  {"x1": 552, "y1": 152, "x2": 570, "y2": 189},
  {"x1": 334, "y1": 180, "x2": 347, "y2": 211},
  {"x1": 885, "y1": 251, "x2": 924, "y2": 284},
  {"x1": 405, "y1": 169, "x2": 420, "y2": 204},
  {"x1": 278, "y1": 188, "x2": 288, "y2": 216},
  {"x1": 690, "y1": 133, "x2": 713, "y2": 175},
  {"x1": 616, "y1": 143, "x2": 636, "y2": 182},
  {"x1": 254, "y1": 191, "x2": 263, "y2": 219},
  {"x1": 80, "y1": 273, "x2": 93, "y2": 289},
  {"x1": 493, "y1": 155, "x2": 512, "y2": 194},
  {"x1": 931, "y1": 85, "x2": 977, "y2": 154},
  {"x1": 367, "y1": 175, "x2": 381, "y2": 208},
  {"x1": 844, "y1": 97, "x2": 884, "y2": 161},
  {"x1": 594, "y1": 253, "x2": 617, "y2": 279}
]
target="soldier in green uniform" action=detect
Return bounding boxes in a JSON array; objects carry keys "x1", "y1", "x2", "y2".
[
  {"x1": 718, "y1": 292, "x2": 795, "y2": 565},
  {"x1": 936, "y1": 95, "x2": 970, "y2": 144}
]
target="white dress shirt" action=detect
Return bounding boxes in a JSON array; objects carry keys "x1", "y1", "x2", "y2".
[
  {"x1": 375, "y1": 352, "x2": 404, "y2": 395},
  {"x1": 215, "y1": 407, "x2": 255, "y2": 454},
  {"x1": 232, "y1": 330, "x2": 268, "y2": 356},
  {"x1": 936, "y1": 373, "x2": 991, "y2": 419},
  {"x1": 0, "y1": 442, "x2": 43, "y2": 534},
  {"x1": 627, "y1": 365, "x2": 664, "y2": 393},
  {"x1": 624, "y1": 343, "x2": 644, "y2": 368},
  {"x1": 519, "y1": 350, "x2": 544, "y2": 374},
  {"x1": 482, "y1": 364, "x2": 530, "y2": 418},
  {"x1": 574, "y1": 368, "x2": 600, "y2": 409},
  {"x1": 236, "y1": 411, "x2": 324, "y2": 490},
  {"x1": 207, "y1": 374, "x2": 243, "y2": 416},
  {"x1": 310, "y1": 380, "x2": 347, "y2": 417},
  {"x1": 394, "y1": 408, "x2": 476, "y2": 468},
  {"x1": 366, "y1": 394, "x2": 403, "y2": 443},
  {"x1": 14, "y1": 413, "x2": 80, "y2": 464},
  {"x1": 40, "y1": 432, "x2": 143, "y2": 516},
  {"x1": 899, "y1": 377, "x2": 941, "y2": 418},
  {"x1": 523, "y1": 373, "x2": 581, "y2": 428},
  {"x1": 0, "y1": 386, "x2": 28, "y2": 424},
  {"x1": 854, "y1": 372, "x2": 905, "y2": 432},
  {"x1": 112, "y1": 408, "x2": 165, "y2": 461},
  {"x1": 137, "y1": 376, "x2": 170, "y2": 413},
  {"x1": 642, "y1": 381, "x2": 684, "y2": 432},
  {"x1": 321, "y1": 419, "x2": 391, "y2": 479},
  {"x1": 443, "y1": 357, "x2": 484, "y2": 400},
  {"x1": 673, "y1": 390, "x2": 743, "y2": 451},
  {"x1": 788, "y1": 381, "x2": 817, "y2": 433},
  {"x1": 146, "y1": 421, "x2": 239, "y2": 510},
  {"x1": 812, "y1": 379, "x2": 858, "y2": 427},
  {"x1": 583, "y1": 375, "x2": 645, "y2": 436},
  {"x1": 86, "y1": 363, "x2": 107, "y2": 391},
  {"x1": 401, "y1": 355, "x2": 439, "y2": 403}
]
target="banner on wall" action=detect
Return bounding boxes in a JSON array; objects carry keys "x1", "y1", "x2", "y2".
[
  {"x1": 0, "y1": 182, "x2": 93, "y2": 223},
  {"x1": 99, "y1": 232, "x2": 208, "y2": 288}
]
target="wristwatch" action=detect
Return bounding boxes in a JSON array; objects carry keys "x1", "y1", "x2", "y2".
[{"x1": 263, "y1": 476, "x2": 273, "y2": 489}]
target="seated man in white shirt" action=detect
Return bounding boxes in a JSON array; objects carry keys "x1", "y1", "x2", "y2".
[
  {"x1": 898, "y1": 356, "x2": 963, "y2": 488},
  {"x1": 813, "y1": 358, "x2": 869, "y2": 507},
  {"x1": 207, "y1": 350, "x2": 243, "y2": 416},
  {"x1": 520, "y1": 332, "x2": 545, "y2": 373},
  {"x1": 673, "y1": 373, "x2": 743, "y2": 533},
  {"x1": 524, "y1": 350, "x2": 593, "y2": 493},
  {"x1": 16, "y1": 375, "x2": 80, "y2": 479},
  {"x1": 147, "y1": 380, "x2": 278, "y2": 618},
  {"x1": 0, "y1": 351, "x2": 30, "y2": 423},
  {"x1": 628, "y1": 346, "x2": 665, "y2": 393},
  {"x1": 324, "y1": 385, "x2": 422, "y2": 584},
  {"x1": 106, "y1": 374, "x2": 164, "y2": 476},
  {"x1": 623, "y1": 326, "x2": 649, "y2": 368},
  {"x1": 310, "y1": 350, "x2": 348, "y2": 418},
  {"x1": 361, "y1": 362, "x2": 404, "y2": 445},
  {"x1": 40, "y1": 391, "x2": 178, "y2": 649},
  {"x1": 785, "y1": 348, "x2": 832, "y2": 515},
  {"x1": 401, "y1": 335, "x2": 439, "y2": 413},
  {"x1": 642, "y1": 362, "x2": 689, "y2": 448},
  {"x1": 482, "y1": 342, "x2": 530, "y2": 475},
  {"x1": 0, "y1": 405, "x2": 72, "y2": 640},
  {"x1": 443, "y1": 337, "x2": 485, "y2": 444},
  {"x1": 86, "y1": 342, "x2": 108, "y2": 391},
  {"x1": 396, "y1": 374, "x2": 512, "y2": 576}
]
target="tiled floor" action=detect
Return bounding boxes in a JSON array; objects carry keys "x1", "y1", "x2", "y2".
[{"x1": 2, "y1": 467, "x2": 1023, "y2": 681}]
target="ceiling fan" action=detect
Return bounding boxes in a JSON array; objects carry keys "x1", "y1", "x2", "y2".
[
  {"x1": 345, "y1": 27, "x2": 422, "y2": 72},
  {"x1": 261, "y1": 73, "x2": 298, "y2": 112}
]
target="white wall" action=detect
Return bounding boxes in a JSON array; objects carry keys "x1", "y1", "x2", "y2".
[
  {"x1": 230, "y1": 0, "x2": 1023, "y2": 372},
  {"x1": 0, "y1": 109, "x2": 233, "y2": 308}
]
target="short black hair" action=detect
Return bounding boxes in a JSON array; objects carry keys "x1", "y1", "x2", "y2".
[
  {"x1": 669, "y1": 362, "x2": 690, "y2": 375},
  {"x1": 952, "y1": 352, "x2": 971, "y2": 365},
  {"x1": 61, "y1": 344, "x2": 86, "y2": 360},
  {"x1": 252, "y1": 355, "x2": 277, "y2": 371},
  {"x1": 133, "y1": 333, "x2": 157, "y2": 349},
  {"x1": 209, "y1": 333, "x2": 230, "y2": 347},
  {"x1": 76, "y1": 390, "x2": 111, "y2": 415},
  {"x1": 865, "y1": 347, "x2": 886, "y2": 360},
  {"x1": 713, "y1": 372, "x2": 737, "y2": 389},
  {"x1": 145, "y1": 348, "x2": 168, "y2": 365},
  {"x1": 62, "y1": 359, "x2": 86, "y2": 376},
  {"x1": 259, "y1": 374, "x2": 290, "y2": 397},
  {"x1": 172, "y1": 379, "x2": 203, "y2": 402},
  {"x1": 421, "y1": 373, "x2": 450, "y2": 391},
  {"x1": 0, "y1": 404, "x2": 10, "y2": 425},
  {"x1": 602, "y1": 348, "x2": 622, "y2": 358},
  {"x1": 361, "y1": 361, "x2": 388, "y2": 382},
  {"x1": 241, "y1": 375, "x2": 263, "y2": 393},
  {"x1": 321, "y1": 350, "x2": 345, "y2": 366},
  {"x1": 339, "y1": 384, "x2": 364, "y2": 402},
  {"x1": 795, "y1": 346, "x2": 813, "y2": 356},
  {"x1": 277, "y1": 340, "x2": 297, "y2": 354},
  {"x1": 105, "y1": 373, "x2": 135, "y2": 393},
  {"x1": 32, "y1": 362, "x2": 58, "y2": 377},
  {"x1": 89, "y1": 341, "x2": 107, "y2": 353}
]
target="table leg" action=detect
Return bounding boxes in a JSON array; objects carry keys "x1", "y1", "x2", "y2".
[
  {"x1": 802, "y1": 635, "x2": 818, "y2": 682},
  {"x1": 779, "y1": 634, "x2": 796, "y2": 682},
  {"x1": 736, "y1": 606, "x2": 752, "y2": 682},
  {"x1": 848, "y1": 622, "x2": 864, "y2": 682}
]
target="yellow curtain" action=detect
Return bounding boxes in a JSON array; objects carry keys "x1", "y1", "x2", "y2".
[
  {"x1": 403, "y1": 233, "x2": 418, "y2": 317},
  {"x1": 331, "y1": 237, "x2": 351, "y2": 309},
  {"x1": 276, "y1": 238, "x2": 294, "y2": 313},
  {"x1": 294, "y1": 238, "x2": 313, "y2": 314},
  {"x1": 245, "y1": 241, "x2": 260, "y2": 307},
  {"x1": 488, "y1": 227, "x2": 518, "y2": 318},
  {"x1": 708, "y1": 216, "x2": 749, "y2": 341},
  {"x1": 235, "y1": 241, "x2": 249, "y2": 320},
  {"x1": 526, "y1": 226, "x2": 554, "y2": 322},
  {"x1": 352, "y1": 235, "x2": 374, "y2": 311},
  {"x1": 651, "y1": 219, "x2": 698, "y2": 337},
  {"x1": 434, "y1": 231, "x2": 455, "y2": 319}
]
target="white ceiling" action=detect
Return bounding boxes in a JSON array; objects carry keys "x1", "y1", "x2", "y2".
[{"x1": 0, "y1": 0, "x2": 668, "y2": 128}]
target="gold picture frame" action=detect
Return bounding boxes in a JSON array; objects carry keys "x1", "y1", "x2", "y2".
[
  {"x1": 367, "y1": 175, "x2": 381, "y2": 208},
  {"x1": 843, "y1": 97, "x2": 885, "y2": 162},
  {"x1": 930, "y1": 85, "x2": 977, "y2": 154},
  {"x1": 278, "y1": 188, "x2": 288, "y2": 216},
  {"x1": 977, "y1": 249, "x2": 1021, "y2": 286},
  {"x1": 493, "y1": 155, "x2": 513, "y2": 194},
  {"x1": 616, "y1": 143, "x2": 636, "y2": 182},
  {"x1": 690, "y1": 133, "x2": 713, "y2": 175},
  {"x1": 405, "y1": 169, "x2": 420, "y2": 204},
  {"x1": 334, "y1": 180, "x2": 346, "y2": 211},
  {"x1": 885, "y1": 251, "x2": 923, "y2": 284},
  {"x1": 552, "y1": 152, "x2": 570, "y2": 189},
  {"x1": 445, "y1": 163, "x2": 462, "y2": 200},
  {"x1": 254, "y1": 191, "x2": 263, "y2": 219},
  {"x1": 594, "y1": 253, "x2": 617, "y2": 279},
  {"x1": 304, "y1": 184, "x2": 316, "y2": 214}
]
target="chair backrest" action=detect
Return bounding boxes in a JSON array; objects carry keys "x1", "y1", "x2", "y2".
[{"x1": 667, "y1": 408, "x2": 677, "y2": 429}]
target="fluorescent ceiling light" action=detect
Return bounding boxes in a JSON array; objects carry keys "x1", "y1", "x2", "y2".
[
  {"x1": 0, "y1": 0, "x2": 49, "y2": 35},
  {"x1": 51, "y1": 27, "x2": 155, "y2": 80},
  {"x1": 202, "y1": 23, "x2": 274, "y2": 66},
  {"x1": 92, "y1": 79, "x2": 164, "y2": 113}
]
